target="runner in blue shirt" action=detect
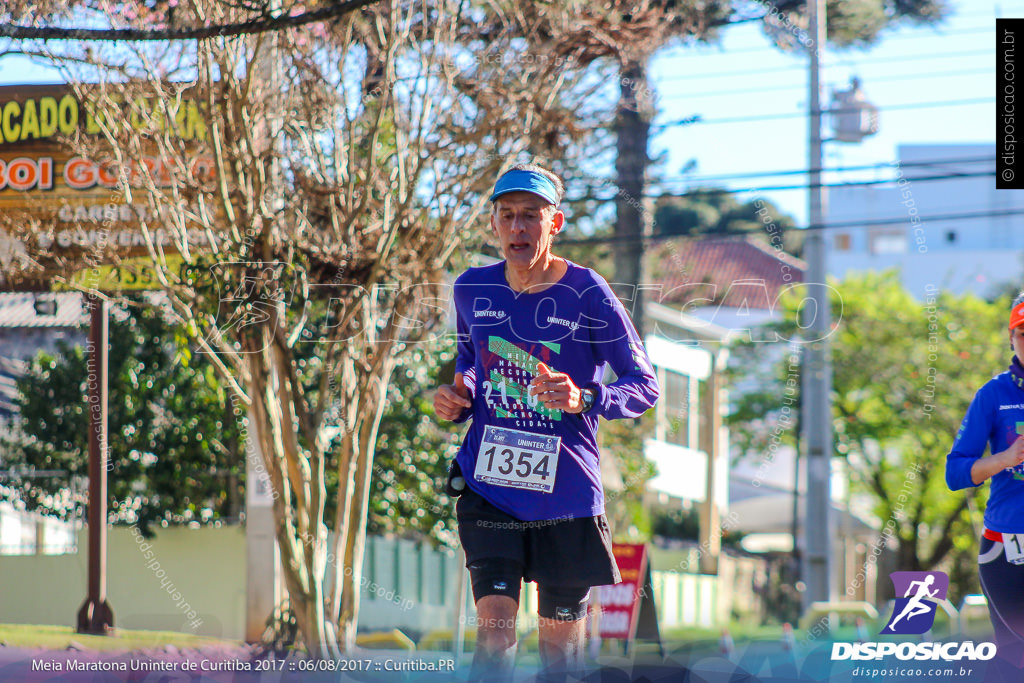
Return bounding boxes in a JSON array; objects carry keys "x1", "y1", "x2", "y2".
[
  {"x1": 946, "y1": 292, "x2": 1024, "y2": 676},
  {"x1": 434, "y1": 163, "x2": 659, "y2": 683}
]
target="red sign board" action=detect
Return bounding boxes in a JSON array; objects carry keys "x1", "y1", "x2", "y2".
[{"x1": 591, "y1": 542, "x2": 649, "y2": 640}]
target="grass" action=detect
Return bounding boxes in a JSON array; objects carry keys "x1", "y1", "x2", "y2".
[
  {"x1": 0, "y1": 623, "x2": 244, "y2": 652},
  {"x1": 661, "y1": 623, "x2": 788, "y2": 643}
]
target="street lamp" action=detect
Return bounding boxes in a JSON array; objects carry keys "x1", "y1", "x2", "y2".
[{"x1": 831, "y1": 77, "x2": 880, "y2": 144}]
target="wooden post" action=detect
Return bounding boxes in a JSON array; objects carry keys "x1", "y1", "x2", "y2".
[
  {"x1": 245, "y1": 409, "x2": 281, "y2": 641},
  {"x1": 698, "y1": 352, "x2": 723, "y2": 575},
  {"x1": 452, "y1": 546, "x2": 467, "y2": 668},
  {"x1": 77, "y1": 294, "x2": 114, "y2": 634}
]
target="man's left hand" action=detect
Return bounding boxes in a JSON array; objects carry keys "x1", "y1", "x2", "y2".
[{"x1": 529, "y1": 362, "x2": 583, "y2": 413}]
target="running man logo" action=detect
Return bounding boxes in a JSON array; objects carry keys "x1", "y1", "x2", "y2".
[{"x1": 882, "y1": 571, "x2": 949, "y2": 635}]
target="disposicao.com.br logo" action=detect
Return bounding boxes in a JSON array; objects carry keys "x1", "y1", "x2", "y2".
[
  {"x1": 885, "y1": 570, "x2": 948, "y2": 635},
  {"x1": 832, "y1": 571, "x2": 996, "y2": 662}
]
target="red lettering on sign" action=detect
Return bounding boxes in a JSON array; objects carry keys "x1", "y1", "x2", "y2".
[{"x1": 0, "y1": 157, "x2": 55, "y2": 191}]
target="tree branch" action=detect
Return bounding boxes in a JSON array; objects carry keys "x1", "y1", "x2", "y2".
[
  {"x1": 924, "y1": 496, "x2": 970, "y2": 568},
  {"x1": 0, "y1": 0, "x2": 381, "y2": 41}
]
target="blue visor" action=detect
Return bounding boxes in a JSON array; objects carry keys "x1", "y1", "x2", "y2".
[{"x1": 489, "y1": 169, "x2": 559, "y2": 206}]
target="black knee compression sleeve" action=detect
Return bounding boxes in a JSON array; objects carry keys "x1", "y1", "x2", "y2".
[
  {"x1": 538, "y1": 584, "x2": 591, "y2": 621},
  {"x1": 467, "y1": 558, "x2": 524, "y2": 604}
]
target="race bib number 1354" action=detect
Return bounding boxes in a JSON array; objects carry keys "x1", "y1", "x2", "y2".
[{"x1": 474, "y1": 426, "x2": 561, "y2": 493}]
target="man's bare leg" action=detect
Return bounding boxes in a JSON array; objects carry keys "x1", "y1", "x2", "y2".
[
  {"x1": 536, "y1": 616, "x2": 585, "y2": 683},
  {"x1": 470, "y1": 595, "x2": 519, "y2": 683}
]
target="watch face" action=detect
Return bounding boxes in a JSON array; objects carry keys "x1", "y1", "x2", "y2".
[{"x1": 583, "y1": 388, "x2": 595, "y2": 412}]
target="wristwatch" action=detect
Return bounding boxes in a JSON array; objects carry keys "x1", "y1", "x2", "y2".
[{"x1": 578, "y1": 386, "x2": 597, "y2": 414}]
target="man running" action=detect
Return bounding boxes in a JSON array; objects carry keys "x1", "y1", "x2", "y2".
[{"x1": 434, "y1": 163, "x2": 660, "y2": 682}]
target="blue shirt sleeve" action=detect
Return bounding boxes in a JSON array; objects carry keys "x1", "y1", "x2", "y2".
[
  {"x1": 586, "y1": 279, "x2": 660, "y2": 420},
  {"x1": 946, "y1": 384, "x2": 994, "y2": 490}
]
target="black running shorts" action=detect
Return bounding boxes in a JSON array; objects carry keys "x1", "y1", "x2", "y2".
[{"x1": 455, "y1": 486, "x2": 621, "y2": 590}]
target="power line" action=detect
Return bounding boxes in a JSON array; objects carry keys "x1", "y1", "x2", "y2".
[
  {"x1": 558, "y1": 208, "x2": 1024, "y2": 247},
  {"x1": 658, "y1": 23, "x2": 997, "y2": 61},
  {"x1": 658, "y1": 66, "x2": 990, "y2": 101},
  {"x1": 655, "y1": 48, "x2": 991, "y2": 82},
  {"x1": 653, "y1": 96, "x2": 993, "y2": 129},
  {"x1": 567, "y1": 170, "x2": 995, "y2": 202},
  {"x1": 807, "y1": 207, "x2": 1022, "y2": 231},
  {"x1": 596, "y1": 156, "x2": 994, "y2": 186},
  {"x1": 573, "y1": 155, "x2": 993, "y2": 186},
  {"x1": 651, "y1": 169, "x2": 993, "y2": 193}
]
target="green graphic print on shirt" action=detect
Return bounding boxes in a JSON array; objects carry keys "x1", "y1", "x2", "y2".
[{"x1": 485, "y1": 336, "x2": 563, "y2": 424}]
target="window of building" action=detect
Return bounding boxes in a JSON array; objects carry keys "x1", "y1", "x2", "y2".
[
  {"x1": 662, "y1": 370, "x2": 691, "y2": 448},
  {"x1": 834, "y1": 233, "x2": 851, "y2": 251},
  {"x1": 946, "y1": 231, "x2": 957, "y2": 243},
  {"x1": 869, "y1": 231, "x2": 907, "y2": 255}
]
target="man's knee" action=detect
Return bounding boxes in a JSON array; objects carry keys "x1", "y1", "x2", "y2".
[
  {"x1": 467, "y1": 559, "x2": 521, "y2": 651},
  {"x1": 469, "y1": 595, "x2": 519, "y2": 683},
  {"x1": 477, "y1": 595, "x2": 519, "y2": 623},
  {"x1": 476, "y1": 595, "x2": 519, "y2": 653}
]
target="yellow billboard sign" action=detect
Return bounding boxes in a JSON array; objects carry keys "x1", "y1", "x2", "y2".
[
  {"x1": 0, "y1": 84, "x2": 213, "y2": 290},
  {"x1": 0, "y1": 85, "x2": 207, "y2": 146}
]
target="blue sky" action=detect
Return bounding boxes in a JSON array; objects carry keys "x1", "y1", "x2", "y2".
[
  {"x1": 649, "y1": 0, "x2": 1011, "y2": 224},
  {"x1": 0, "y1": 0, "x2": 1011, "y2": 226}
]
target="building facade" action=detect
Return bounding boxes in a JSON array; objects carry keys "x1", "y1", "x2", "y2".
[{"x1": 826, "y1": 144, "x2": 1023, "y2": 298}]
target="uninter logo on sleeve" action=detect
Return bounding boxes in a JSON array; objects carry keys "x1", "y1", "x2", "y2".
[{"x1": 545, "y1": 315, "x2": 579, "y2": 331}]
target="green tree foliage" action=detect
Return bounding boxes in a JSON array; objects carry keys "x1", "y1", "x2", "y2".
[
  {"x1": 759, "y1": 0, "x2": 946, "y2": 50},
  {"x1": 2, "y1": 300, "x2": 243, "y2": 533},
  {"x1": 599, "y1": 411, "x2": 657, "y2": 541},
  {"x1": 1, "y1": 301, "x2": 467, "y2": 547},
  {"x1": 652, "y1": 505, "x2": 701, "y2": 540},
  {"x1": 651, "y1": 188, "x2": 804, "y2": 259},
  {"x1": 653, "y1": 189, "x2": 796, "y2": 238},
  {"x1": 366, "y1": 339, "x2": 462, "y2": 548},
  {"x1": 727, "y1": 271, "x2": 1005, "y2": 599}
]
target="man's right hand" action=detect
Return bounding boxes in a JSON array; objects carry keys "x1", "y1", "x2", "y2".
[
  {"x1": 434, "y1": 372, "x2": 472, "y2": 421},
  {"x1": 1002, "y1": 435, "x2": 1024, "y2": 470}
]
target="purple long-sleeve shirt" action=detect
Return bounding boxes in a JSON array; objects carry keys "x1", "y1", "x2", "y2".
[{"x1": 452, "y1": 260, "x2": 660, "y2": 521}]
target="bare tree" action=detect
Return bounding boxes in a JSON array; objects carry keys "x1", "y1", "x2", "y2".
[{"x1": 3, "y1": 0, "x2": 594, "y2": 657}]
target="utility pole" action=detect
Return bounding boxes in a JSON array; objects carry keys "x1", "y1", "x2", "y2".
[{"x1": 801, "y1": 0, "x2": 834, "y2": 612}]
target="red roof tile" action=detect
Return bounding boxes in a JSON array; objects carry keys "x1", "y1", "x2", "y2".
[{"x1": 654, "y1": 235, "x2": 806, "y2": 310}]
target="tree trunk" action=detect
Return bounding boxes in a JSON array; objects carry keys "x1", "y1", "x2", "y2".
[
  {"x1": 613, "y1": 58, "x2": 655, "y2": 334},
  {"x1": 244, "y1": 332, "x2": 336, "y2": 658},
  {"x1": 898, "y1": 535, "x2": 921, "y2": 574},
  {"x1": 336, "y1": 355, "x2": 396, "y2": 652}
]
